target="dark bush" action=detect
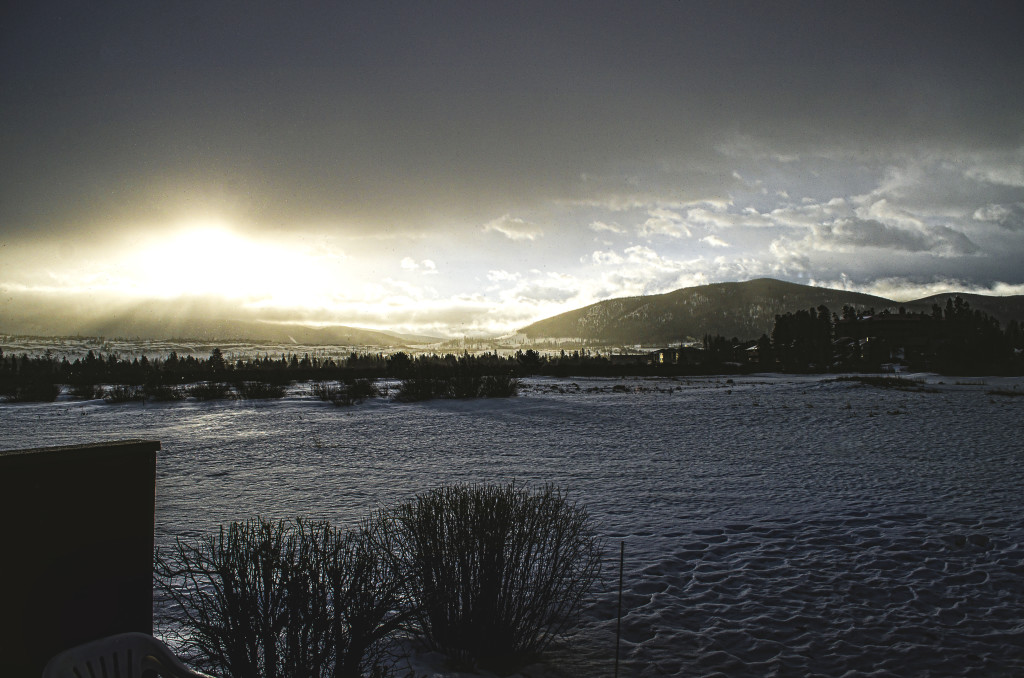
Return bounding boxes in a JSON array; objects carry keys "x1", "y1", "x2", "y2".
[
  {"x1": 235, "y1": 381, "x2": 288, "y2": 399},
  {"x1": 103, "y1": 385, "x2": 146, "y2": 403},
  {"x1": 393, "y1": 375, "x2": 452, "y2": 402},
  {"x1": 385, "y1": 483, "x2": 603, "y2": 671},
  {"x1": 5, "y1": 381, "x2": 62, "y2": 402},
  {"x1": 70, "y1": 382, "x2": 104, "y2": 400},
  {"x1": 334, "y1": 378, "x2": 378, "y2": 406},
  {"x1": 311, "y1": 381, "x2": 341, "y2": 401},
  {"x1": 145, "y1": 384, "x2": 186, "y2": 401},
  {"x1": 347, "y1": 378, "x2": 379, "y2": 400},
  {"x1": 311, "y1": 379, "x2": 379, "y2": 406},
  {"x1": 155, "y1": 517, "x2": 404, "y2": 678},
  {"x1": 187, "y1": 382, "x2": 235, "y2": 401},
  {"x1": 479, "y1": 374, "x2": 519, "y2": 398},
  {"x1": 449, "y1": 371, "x2": 483, "y2": 399}
]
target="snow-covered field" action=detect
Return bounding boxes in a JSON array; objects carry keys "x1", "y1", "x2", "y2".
[{"x1": 3, "y1": 374, "x2": 1023, "y2": 677}]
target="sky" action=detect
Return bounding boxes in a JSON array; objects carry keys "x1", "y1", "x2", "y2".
[{"x1": 2, "y1": 1, "x2": 1023, "y2": 338}]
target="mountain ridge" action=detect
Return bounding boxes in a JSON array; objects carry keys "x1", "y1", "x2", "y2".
[
  {"x1": 519, "y1": 278, "x2": 1024, "y2": 345},
  {"x1": 1, "y1": 300, "x2": 440, "y2": 347}
]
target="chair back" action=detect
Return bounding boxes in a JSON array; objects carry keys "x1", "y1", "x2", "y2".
[{"x1": 42, "y1": 632, "x2": 212, "y2": 678}]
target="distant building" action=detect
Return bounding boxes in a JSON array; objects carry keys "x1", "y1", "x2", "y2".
[
  {"x1": 835, "y1": 311, "x2": 935, "y2": 366},
  {"x1": 648, "y1": 346, "x2": 705, "y2": 366}
]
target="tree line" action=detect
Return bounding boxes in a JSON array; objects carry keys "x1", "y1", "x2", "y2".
[
  {"x1": 2, "y1": 296, "x2": 1021, "y2": 402},
  {"x1": 0, "y1": 345, "x2": 747, "y2": 403},
  {"x1": 704, "y1": 297, "x2": 1023, "y2": 374}
]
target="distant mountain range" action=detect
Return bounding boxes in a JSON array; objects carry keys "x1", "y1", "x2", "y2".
[
  {"x1": 1, "y1": 298, "x2": 438, "y2": 346},
  {"x1": 519, "y1": 278, "x2": 1024, "y2": 345},
  {"x1": 71, "y1": 317, "x2": 440, "y2": 347}
]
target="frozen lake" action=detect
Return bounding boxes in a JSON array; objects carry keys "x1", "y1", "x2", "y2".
[{"x1": 3, "y1": 374, "x2": 1023, "y2": 676}]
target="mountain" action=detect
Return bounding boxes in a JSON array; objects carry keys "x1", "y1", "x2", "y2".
[
  {"x1": 0, "y1": 297, "x2": 439, "y2": 346},
  {"x1": 76, "y1": 317, "x2": 437, "y2": 346},
  {"x1": 901, "y1": 293, "x2": 1024, "y2": 326},
  {"x1": 519, "y1": 278, "x2": 1024, "y2": 345}
]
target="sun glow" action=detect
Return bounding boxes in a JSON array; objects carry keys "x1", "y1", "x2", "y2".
[{"x1": 120, "y1": 223, "x2": 343, "y2": 309}]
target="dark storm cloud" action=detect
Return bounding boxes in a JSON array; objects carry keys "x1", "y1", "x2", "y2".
[
  {"x1": 3, "y1": 1, "x2": 1023, "y2": 241},
  {"x1": 973, "y1": 203, "x2": 1024, "y2": 231},
  {"x1": 812, "y1": 219, "x2": 979, "y2": 255}
]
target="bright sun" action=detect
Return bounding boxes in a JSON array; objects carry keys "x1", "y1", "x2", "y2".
[{"x1": 120, "y1": 223, "x2": 339, "y2": 308}]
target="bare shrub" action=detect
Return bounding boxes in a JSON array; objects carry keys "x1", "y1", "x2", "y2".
[
  {"x1": 395, "y1": 369, "x2": 517, "y2": 401},
  {"x1": 385, "y1": 483, "x2": 603, "y2": 671},
  {"x1": 449, "y1": 371, "x2": 483, "y2": 399},
  {"x1": 155, "y1": 517, "x2": 404, "y2": 678},
  {"x1": 835, "y1": 375, "x2": 931, "y2": 391},
  {"x1": 70, "y1": 382, "x2": 104, "y2": 400},
  {"x1": 334, "y1": 378, "x2": 379, "y2": 406},
  {"x1": 235, "y1": 381, "x2": 288, "y2": 399},
  {"x1": 312, "y1": 379, "x2": 379, "y2": 406},
  {"x1": 103, "y1": 384, "x2": 146, "y2": 403},
  {"x1": 145, "y1": 384, "x2": 186, "y2": 401},
  {"x1": 187, "y1": 382, "x2": 235, "y2": 401},
  {"x1": 393, "y1": 376, "x2": 451, "y2": 402},
  {"x1": 989, "y1": 387, "x2": 1024, "y2": 397},
  {"x1": 311, "y1": 381, "x2": 341, "y2": 401},
  {"x1": 479, "y1": 374, "x2": 519, "y2": 398},
  {"x1": 5, "y1": 382, "x2": 62, "y2": 402}
]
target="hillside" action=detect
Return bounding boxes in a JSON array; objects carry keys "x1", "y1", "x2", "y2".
[
  {"x1": 902, "y1": 293, "x2": 1024, "y2": 326},
  {"x1": 519, "y1": 278, "x2": 1024, "y2": 345}
]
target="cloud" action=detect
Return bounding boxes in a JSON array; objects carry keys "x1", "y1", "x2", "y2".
[
  {"x1": 487, "y1": 269, "x2": 520, "y2": 283},
  {"x1": 858, "y1": 199, "x2": 925, "y2": 230},
  {"x1": 700, "y1": 235, "x2": 730, "y2": 248},
  {"x1": 584, "y1": 245, "x2": 778, "y2": 300},
  {"x1": 589, "y1": 220, "x2": 626, "y2": 234},
  {"x1": 514, "y1": 282, "x2": 578, "y2": 303},
  {"x1": 483, "y1": 214, "x2": 543, "y2": 241},
  {"x1": 400, "y1": 257, "x2": 439, "y2": 274},
  {"x1": 966, "y1": 164, "x2": 1024, "y2": 188},
  {"x1": 973, "y1": 203, "x2": 1024, "y2": 231},
  {"x1": 814, "y1": 276, "x2": 1024, "y2": 303},
  {"x1": 767, "y1": 239, "x2": 812, "y2": 274},
  {"x1": 808, "y1": 219, "x2": 979, "y2": 256},
  {"x1": 768, "y1": 198, "x2": 855, "y2": 228},
  {"x1": 675, "y1": 200, "x2": 775, "y2": 230},
  {"x1": 638, "y1": 208, "x2": 691, "y2": 238},
  {"x1": 590, "y1": 250, "x2": 624, "y2": 265}
]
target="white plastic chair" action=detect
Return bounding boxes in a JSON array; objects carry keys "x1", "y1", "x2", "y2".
[{"x1": 41, "y1": 632, "x2": 213, "y2": 678}]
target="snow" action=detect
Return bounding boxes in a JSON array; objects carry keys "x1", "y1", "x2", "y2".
[{"x1": 2, "y1": 374, "x2": 1023, "y2": 677}]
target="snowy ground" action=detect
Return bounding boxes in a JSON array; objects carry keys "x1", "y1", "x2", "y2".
[{"x1": 3, "y1": 374, "x2": 1023, "y2": 677}]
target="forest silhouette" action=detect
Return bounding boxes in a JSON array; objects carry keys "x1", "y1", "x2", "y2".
[{"x1": 2, "y1": 297, "x2": 1021, "y2": 403}]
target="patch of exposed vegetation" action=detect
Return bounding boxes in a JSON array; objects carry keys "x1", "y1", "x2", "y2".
[
  {"x1": 186, "y1": 381, "x2": 235, "y2": 401},
  {"x1": 144, "y1": 384, "x2": 186, "y2": 401},
  {"x1": 234, "y1": 381, "x2": 288, "y2": 399},
  {"x1": 312, "y1": 378, "x2": 380, "y2": 406},
  {"x1": 103, "y1": 385, "x2": 146, "y2": 403},
  {"x1": 834, "y1": 375, "x2": 938, "y2": 392},
  {"x1": 70, "y1": 383, "x2": 103, "y2": 400},
  {"x1": 988, "y1": 387, "x2": 1024, "y2": 398}
]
